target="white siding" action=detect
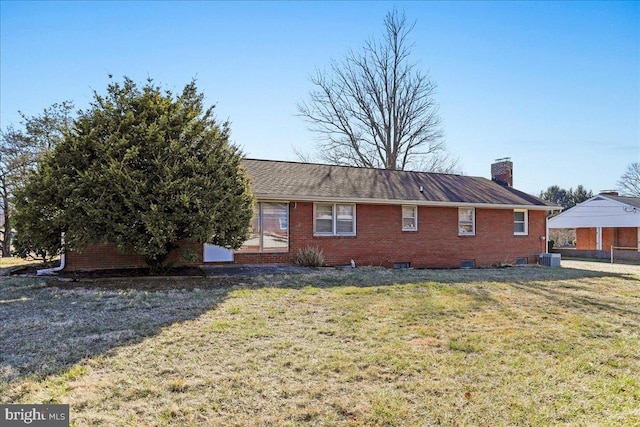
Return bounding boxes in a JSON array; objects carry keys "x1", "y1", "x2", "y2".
[{"x1": 548, "y1": 196, "x2": 640, "y2": 229}]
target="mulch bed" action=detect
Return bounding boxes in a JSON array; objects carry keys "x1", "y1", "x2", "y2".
[
  {"x1": 60, "y1": 266, "x2": 207, "y2": 279},
  {"x1": 7, "y1": 264, "x2": 280, "y2": 291},
  {"x1": 5, "y1": 262, "x2": 310, "y2": 291},
  {"x1": 10, "y1": 265, "x2": 206, "y2": 278}
]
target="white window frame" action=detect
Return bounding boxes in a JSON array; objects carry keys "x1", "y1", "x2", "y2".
[
  {"x1": 314, "y1": 203, "x2": 356, "y2": 236},
  {"x1": 514, "y1": 209, "x2": 528, "y2": 236},
  {"x1": 402, "y1": 205, "x2": 418, "y2": 231},
  {"x1": 238, "y1": 201, "x2": 289, "y2": 253},
  {"x1": 458, "y1": 207, "x2": 476, "y2": 236}
]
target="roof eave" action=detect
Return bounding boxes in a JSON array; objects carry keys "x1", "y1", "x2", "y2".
[{"x1": 254, "y1": 194, "x2": 559, "y2": 210}]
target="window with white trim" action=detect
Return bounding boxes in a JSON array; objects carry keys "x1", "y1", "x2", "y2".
[
  {"x1": 402, "y1": 206, "x2": 418, "y2": 231},
  {"x1": 458, "y1": 207, "x2": 475, "y2": 236},
  {"x1": 314, "y1": 203, "x2": 356, "y2": 236},
  {"x1": 514, "y1": 209, "x2": 528, "y2": 235},
  {"x1": 238, "y1": 202, "x2": 289, "y2": 253}
]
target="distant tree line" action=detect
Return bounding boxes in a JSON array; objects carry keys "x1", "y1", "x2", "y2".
[
  {"x1": 539, "y1": 185, "x2": 593, "y2": 210},
  {"x1": 540, "y1": 185, "x2": 593, "y2": 250}
]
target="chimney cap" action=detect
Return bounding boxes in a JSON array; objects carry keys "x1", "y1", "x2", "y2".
[{"x1": 494, "y1": 157, "x2": 511, "y2": 163}]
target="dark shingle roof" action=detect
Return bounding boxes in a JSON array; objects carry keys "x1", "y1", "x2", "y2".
[
  {"x1": 242, "y1": 159, "x2": 557, "y2": 209},
  {"x1": 607, "y1": 195, "x2": 640, "y2": 209}
]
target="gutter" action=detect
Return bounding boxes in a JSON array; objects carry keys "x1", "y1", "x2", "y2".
[
  {"x1": 36, "y1": 233, "x2": 65, "y2": 276},
  {"x1": 255, "y1": 194, "x2": 561, "y2": 211}
]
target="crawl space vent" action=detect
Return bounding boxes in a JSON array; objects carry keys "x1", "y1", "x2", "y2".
[
  {"x1": 393, "y1": 262, "x2": 411, "y2": 269},
  {"x1": 461, "y1": 260, "x2": 475, "y2": 269},
  {"x1": 516, "y1": 257, "x2": 528, "y2": 265}
]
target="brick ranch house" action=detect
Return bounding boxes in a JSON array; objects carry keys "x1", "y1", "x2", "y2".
[
  {"x1": 64, "y1": 158, "x2": 559, "y2": 271},
  {"x1": 548, "y1": 193, "x2": 640, "y2": 261}
]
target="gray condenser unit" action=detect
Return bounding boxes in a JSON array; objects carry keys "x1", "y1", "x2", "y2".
[{"x1": 539, "y1": 253, "x2": 561, "y2": 267}]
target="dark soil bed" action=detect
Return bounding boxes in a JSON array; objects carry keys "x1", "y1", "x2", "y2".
[
  {"x1": 44, "y1": 275, "x2": 246, "y2": 291},
  {"x1": 58, "y1": 266, "x2": 207, "y2": 279},
  {"x1": 10, "y1": 265, "x2": 206, "y2": 279}
]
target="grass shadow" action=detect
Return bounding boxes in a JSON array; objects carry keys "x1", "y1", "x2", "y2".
[
  {"x1": 506, "y1": 279, "x2": 640, "y2": 318},
  {"x1": 0, "y1": 276, "x2": 233, "y2": 388},
  {"x1": 1, "y1": 263, "x2": 637, "y2": 389}
]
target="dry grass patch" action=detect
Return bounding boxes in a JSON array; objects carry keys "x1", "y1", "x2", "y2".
[
  {"x1": 0, "y1": 257, "x2": 36, "y2": 267},
  {"x1": 1, "y1": 263, "x2": 639, "y2": 426},
  {"x1": 0, "y1": 257, "x2": 41, "y2": 274}
]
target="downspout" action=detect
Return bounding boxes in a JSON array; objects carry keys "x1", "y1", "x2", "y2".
[
  {"x1": 545, "y1": 212, "x2": 551, "y2": 254},
  {"x1": 36, "y1": 232, "x2": 65, "y2": 276},
  {"x1": 545, "y1": 208, "x2": 562, "y2": 254}
]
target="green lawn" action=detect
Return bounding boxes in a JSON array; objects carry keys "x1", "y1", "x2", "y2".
[{"x1": 1, "y1": 261, "x2": 639, "y2": 426}]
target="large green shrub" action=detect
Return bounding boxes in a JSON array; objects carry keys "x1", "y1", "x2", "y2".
[{"x1": 14, "y1": 77, "x2": 254, "y2": 272}]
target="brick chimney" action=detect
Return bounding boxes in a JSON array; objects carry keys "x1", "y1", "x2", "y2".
[{"x1": 491, "y1": 158, "x2": 513, "y2": 187}]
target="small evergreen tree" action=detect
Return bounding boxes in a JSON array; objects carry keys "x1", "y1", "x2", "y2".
[{"x1": 14, "y1": 77, "x2": 254, "y2": 272}]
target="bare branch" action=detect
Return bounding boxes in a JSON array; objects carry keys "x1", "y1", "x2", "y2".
[
  {"x1": 298, "y1": 9, "x2": 457, "y2": 172},
  {"x1": 617, "y1": 162, "x2": 640, "y2": 197}
]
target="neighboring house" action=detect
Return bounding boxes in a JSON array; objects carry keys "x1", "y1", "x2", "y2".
[
  {"x1": 548, "y1": 193, "x2": 640, "y2": 261},
  {"x1": 65, "y1": 158, "x2": 559, "y2": 271}
]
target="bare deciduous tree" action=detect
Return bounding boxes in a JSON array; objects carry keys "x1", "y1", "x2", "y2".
[
  {"x1": 297, "y1": 10, "x2": 459, "y2": 172},
  {"x1": 617, "y1": 162, "x2": 640, "y2": 197}
]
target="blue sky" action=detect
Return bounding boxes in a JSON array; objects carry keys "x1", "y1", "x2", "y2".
[{"x1": 1, "y1": 1, "x2": 638, "y2": 195}]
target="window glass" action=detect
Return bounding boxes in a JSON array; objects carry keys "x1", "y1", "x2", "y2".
[
  {"x1": 239, "y1": 205, "x2": 261, "y2": 252},
  {"x1": 262, "y1": 203, "x2": 289, "y2": 251},
  {"x1": 402, "y1": 206, "x2": 417, "y2": 230},
  {"x1": 514, "y1": 210, "x2": 527, "y2": 235},
  {"x1": 459, "y1": 208, "x2": 475, "y2": 235},
  {"x1": 336, "y1": 204, "x2": 354, "y2": 234},
  {"x1": 314, "y1": 203, "x2": 356, "y2": 235},
  {"x1": 315, "y1": 204, "x2": 334, "y2": 234},
  {"x1": 239, "y1": 202, "x2": 289, "y2": 252}
]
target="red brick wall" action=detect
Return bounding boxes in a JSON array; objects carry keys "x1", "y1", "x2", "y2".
[
  {"x1": 65, "y1": 203, "x2": 548, "y2": 270},
  {"x1": 616, "y1": 227, "x2": 638, "y2": 249},
  {"x1": 275, "y1": 203, "x2": 546, "y2": 268},
  {"x1": 575, "y1": 227, "x2": 638, "y2": 251},
  {"x1": 65, "y1": 241, "x2": 203, "y2": 271},
  {"x1": 576, "y1": 228, "x2": 595, "y2": 250},
  {"x1": 602, "y1": 228, "x2": 615, "y2": 251}
]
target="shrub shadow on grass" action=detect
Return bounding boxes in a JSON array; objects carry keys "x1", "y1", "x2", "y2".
[
  {"x1": 507, "y1": 280, "x2": 640, "y2": 318},
  {"x1": 1, "y1": 264, "x2": 636, "y2": 387},
  {"x1": 0, "y1": 277, "x2": 233, "y2": 385},
  {"x1": 290, "y1": 264, "x2": 634, "y2": 289}
]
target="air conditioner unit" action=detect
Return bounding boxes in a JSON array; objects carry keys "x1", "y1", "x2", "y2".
[{"x1": 539, "y1": 253, "x2": 561, "y2": 267}]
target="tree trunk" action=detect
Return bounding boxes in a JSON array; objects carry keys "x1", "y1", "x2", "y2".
[
  {"x1": 1, "y1": 193, "x2": 10, "y2": 257},
  {"x1": 144, "y1": 242, "x2": 176, "y2": 275}
]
